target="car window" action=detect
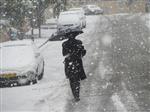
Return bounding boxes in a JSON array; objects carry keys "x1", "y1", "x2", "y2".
[
  {"x1": 59, "y1": 13, "x2": 79, "y2": 20},
  {"x1": 69, "y1": 8, "x2": 82, "y2": 11},
  {"x1": 60, "y1": 12, "x2": 78, "y2": 15}
]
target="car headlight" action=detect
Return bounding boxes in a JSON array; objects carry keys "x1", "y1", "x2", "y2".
[
  {"x1": 18, "y1": 71, "x2": 35, "y2": 77},
  {"x1": 17, "y1": 71, "x2": 35, "y2": 84}
]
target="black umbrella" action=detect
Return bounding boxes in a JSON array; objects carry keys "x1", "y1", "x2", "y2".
[
  {"x1": 39, "y1": 28, "x2": 83, "y2": 48},
  {"x1": 50, "y1": 28, "x2": 83, "y2": 41}
]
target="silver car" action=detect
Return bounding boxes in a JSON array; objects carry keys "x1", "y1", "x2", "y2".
[{"x1": 57, "y1": 11, "x2": 85, "y2": 31}]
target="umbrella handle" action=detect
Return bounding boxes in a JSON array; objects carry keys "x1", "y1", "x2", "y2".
[{"x1": 38, "y1": 34, "x2": 54, "y2": 48}]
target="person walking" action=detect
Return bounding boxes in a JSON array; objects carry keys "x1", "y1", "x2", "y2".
[{"x1": 62, "y1": 30, "x2": 87, "y2": 102}]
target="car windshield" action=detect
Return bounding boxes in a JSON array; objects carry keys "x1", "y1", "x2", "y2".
[
  {"x1": 60, "y1": 12, "x2": 78, "y2": 16},
  {"x1": 0, "y1": 45, "x2": 34, "y2": 69},
  {"x1": 69, "y1": 8, "x2": 82, "y2": 11},
  {"x1": 59, "y1": 13, "x2": 79, "y2": 20}
]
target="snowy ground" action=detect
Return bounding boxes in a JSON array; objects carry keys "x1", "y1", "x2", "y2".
[
  {"x1": 142, "y1": 13, "x2": 150, "y2": 29},
  {"x1": 1, "y1": 13, "x2": 150, "y2": 112}
]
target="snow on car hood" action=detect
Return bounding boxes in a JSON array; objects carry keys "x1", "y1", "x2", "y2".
[
  {"x1": 58, "y1": 14, "x2": 80, "y2": 25},
  {"x1": 0, "y1": 45, "x2": 35, "y2": 72}
]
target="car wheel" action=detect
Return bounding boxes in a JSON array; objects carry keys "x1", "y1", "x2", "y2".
[
  {"x1": 29, "y1": 73, "x2": 38, "y2": 85},
  {"x1": 31, "y1": 76, "x2": 38, "y2": 84},
  {"x1": 18, "y1": 80, "x2": 31, "y2": 86},
  {"x1": 38, "y1": 61, "x2": 44, "y2": 80}
]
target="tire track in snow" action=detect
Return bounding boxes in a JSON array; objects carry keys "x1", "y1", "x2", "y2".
[
  {"x1": 111, "y1": 93, "x2": 128, "y2": 112},
  {"x1": 35, "y1": 81, "x2": 69, "y2": 112}
]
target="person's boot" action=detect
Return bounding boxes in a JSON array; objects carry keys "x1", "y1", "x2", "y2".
[{"x1": 75, "y1": 97, "x2": 80, "y2": 102}]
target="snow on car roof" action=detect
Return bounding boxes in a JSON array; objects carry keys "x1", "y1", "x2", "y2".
[
  {"x1": 60, "y1": 11, "x2": 79, "y2": 15},
  {"x1": 46, "y1": 18, "x2": 57, "y2": 24},
  {"x1": 86, "y1": 5, "x2": 99, "y2": 8},
  {"x1": 0, "y1": 40, "x2": 33, "y2": 47},
  {"x1": 69, "y1": 8, "x2": 83, "y2": 11}
]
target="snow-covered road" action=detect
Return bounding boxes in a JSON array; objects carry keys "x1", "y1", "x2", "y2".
[{"x1": 1, "y1": 14, "x2": 150, "y2": 112}]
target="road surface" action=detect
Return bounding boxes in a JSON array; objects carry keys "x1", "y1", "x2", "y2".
[{"x1": 1, "y1": 14, "x2": 150, "y2": 112}]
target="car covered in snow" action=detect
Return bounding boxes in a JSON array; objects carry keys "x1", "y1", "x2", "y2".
[
  {"x1": 68, "y1": 8, "x2": 86, "y2": 28},
  {"x1": 83, "y1": 5, "x2": 104, "y2": 15},
  {"x1": 57, "y1": 11, "x2": 86, "y2": 31},
  {"x1": 0, "y1": 40, "x2": 44, "y2": 86},
  {"x1": 145, "y1": 0, "x2": 150, "y2": 12}
]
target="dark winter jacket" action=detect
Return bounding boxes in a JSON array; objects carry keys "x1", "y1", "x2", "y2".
[{"x1": 62, "y1": 38, "x2": 86, "y2": 82}]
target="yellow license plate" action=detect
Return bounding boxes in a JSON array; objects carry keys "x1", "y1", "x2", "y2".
[{"x1": 0, "y1": 73, "x2": 16, "y2": 78}]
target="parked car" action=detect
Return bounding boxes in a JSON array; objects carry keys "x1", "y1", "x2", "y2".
[
  {"x1": 0, "y1": 24, "x2": 10, "y2": 43},
  {"x1": 83, "y1": 5, "x2": 104, "y2": 15},
  {"x1": 0, "y1": 20, "x2": 21, "y2": 41},
  {"x1": 0, "y1": 40, "x2": 44, "y2": 86},
  {"x1": 145, "y1": 0, "x2": 150, "y2": 12},
  {"x1": 57, "y1": 11, "x2": 85, "y2": 31},
  {"x1": 9, "y1": 27, "x2": 20, "y2": 40},
  {"x1": 68, "y1": 8, "x2": 86, "y2": 28}
]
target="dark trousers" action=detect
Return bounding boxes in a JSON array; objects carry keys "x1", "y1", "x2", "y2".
[{"x1": 69, "y1": 80, "x2": 80, "y2": 99}]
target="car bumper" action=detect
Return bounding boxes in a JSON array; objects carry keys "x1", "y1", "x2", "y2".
[{"x1": 0, "y1": 76, "x2": 28, "y2": 86}]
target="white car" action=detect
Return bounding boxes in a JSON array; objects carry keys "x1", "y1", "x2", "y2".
[
  {"x1": 83, "y1": 5, "x2": 104, "y2": 15},
  {"x1": 0, "y1": 40, "x2": 44, "y2": 86},
  {"x1": 57, "y1": 11, "x2": 85, "y2": 31},
  {"x1": 68, "y1": 8, "x2": 86, "y2": 28}
]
